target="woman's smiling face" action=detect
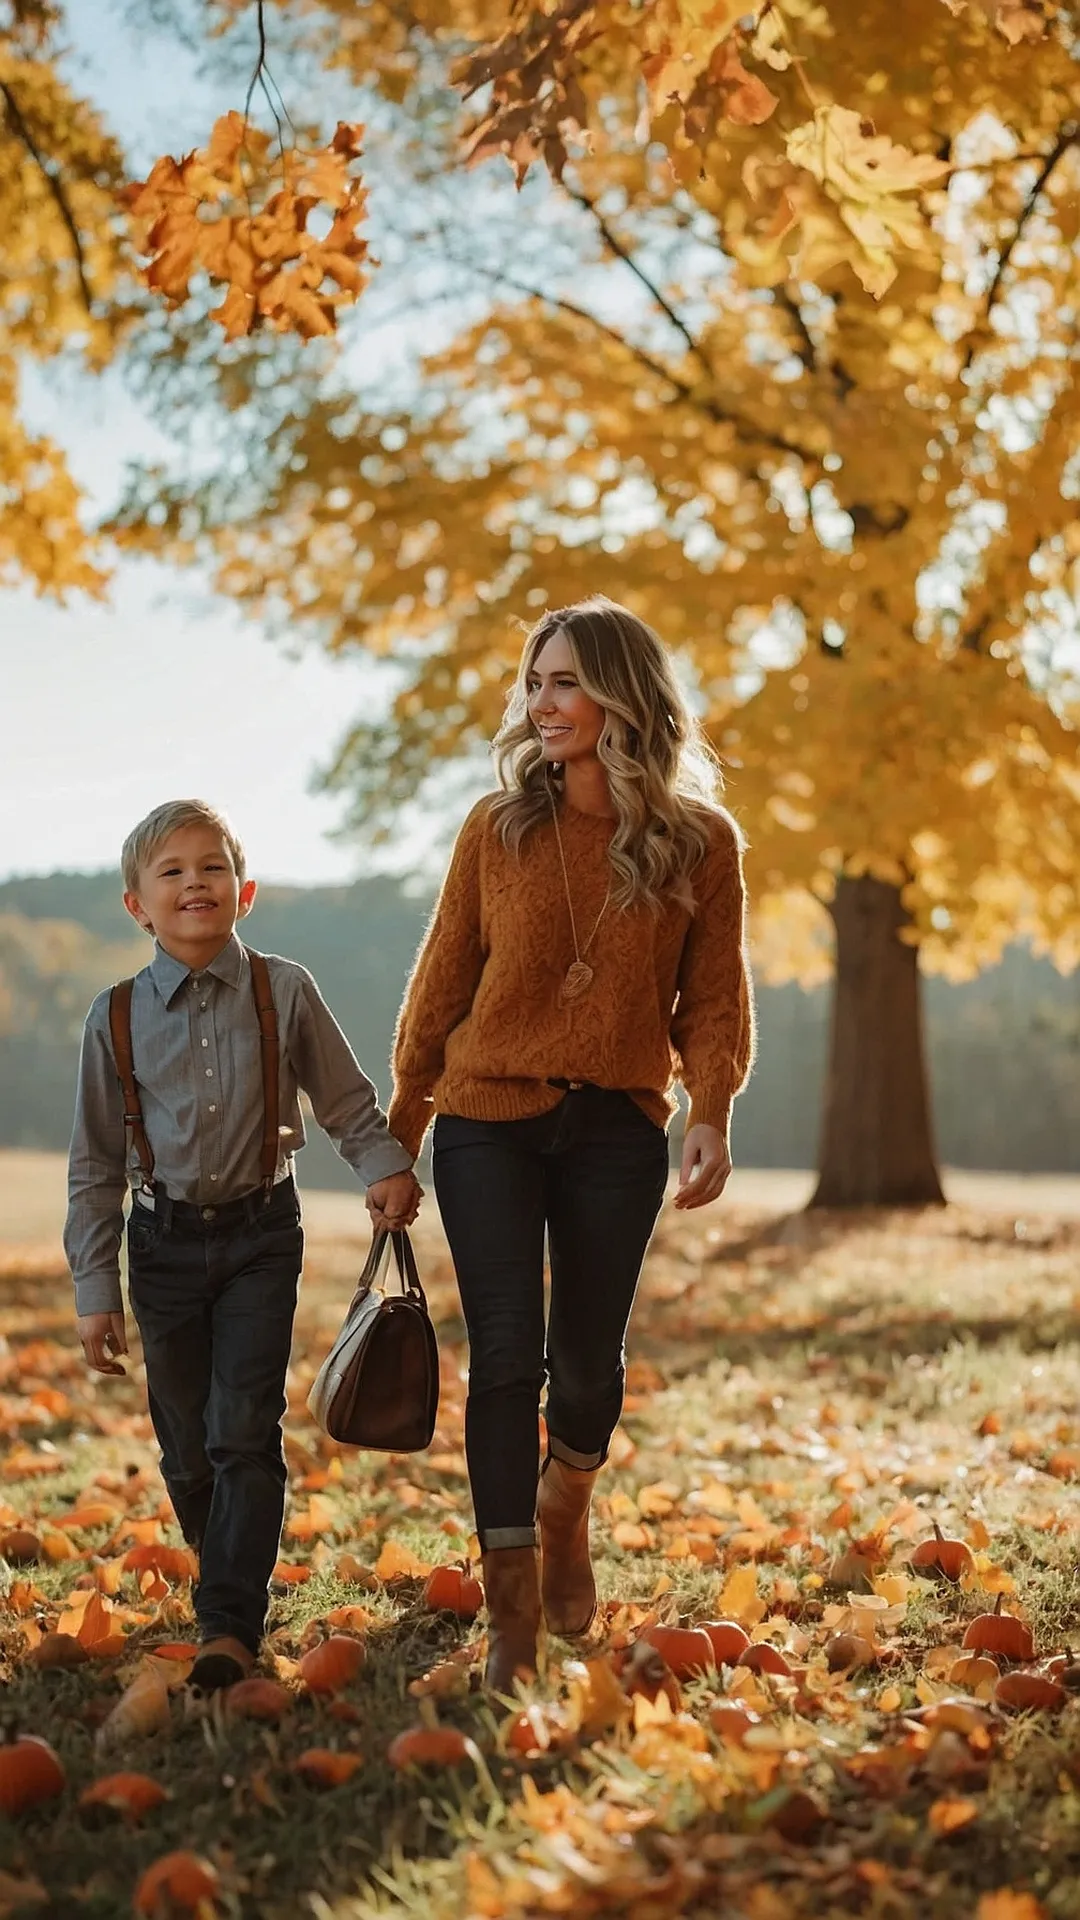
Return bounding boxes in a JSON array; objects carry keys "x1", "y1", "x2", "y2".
[{"x1": 526, "y1": 627, "x2": 606, "y2": 765}]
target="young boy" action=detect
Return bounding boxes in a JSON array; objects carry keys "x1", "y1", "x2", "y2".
[{"x1": 65, "y1": 798, "x2": 421, "y2": 1689}]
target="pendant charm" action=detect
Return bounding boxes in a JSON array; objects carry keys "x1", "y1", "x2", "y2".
[{"x1": 561, "y1": 960, "x2": 594, "y2": 1003}]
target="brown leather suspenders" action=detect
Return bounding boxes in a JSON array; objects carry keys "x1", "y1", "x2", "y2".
[
  {"x1": 247, "y1": 950, "x2": 280, "y2": 1201},
  {"x1": 108, "y1": 948, "x2": 281, "y2": 1203},
  {"x1": 108, "y1": 978, "x2": 155, "y2": 1192}
]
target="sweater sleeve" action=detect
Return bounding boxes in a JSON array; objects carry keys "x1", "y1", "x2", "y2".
[
  {"x1": 388, "y1": 800, "x2": 490, "y2": 1157},
  {"x1": 670, "y1": 817, "x2": 756, "y2": 1135}
]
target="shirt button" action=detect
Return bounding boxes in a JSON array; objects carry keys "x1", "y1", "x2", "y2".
[
  {"x1": 208, "y1": 1103, "x2": 217, "y2": 1114},
  {"x1": 201, "y1": 1038, "x2": 209, "y2": 1049},
  {"x1": 209, "y1": 1173, "x2": 218, "y2": 1183},
  {"x1": 205, "y1": 1068, "x2": 213, "y2": 1078},
  {"x1": 199, "y1": 1001, "x2": 207, "y2": 1010}
]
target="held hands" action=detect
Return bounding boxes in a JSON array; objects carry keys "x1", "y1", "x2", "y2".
[
  {"x1": 674, "y1": 1123, "x2": 732, "y2": 1210},
  {"x1": 78, "y1": 1311, "x2": 129, "y2": 1376},
  {"x1": 366, "y1": 1169, "x2": 424, "y2": 1235}
]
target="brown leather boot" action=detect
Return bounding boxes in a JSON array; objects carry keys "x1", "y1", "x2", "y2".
[
  {"x1": 189, "y1": 1635, "x2": 255, "y2": 1692},
  {"x1": 537, "y1": 1456, "x2": 599, "y2": 1637},
  {"x1": 480, "y1": 1546, "x2": 541, "y2": 1693}
]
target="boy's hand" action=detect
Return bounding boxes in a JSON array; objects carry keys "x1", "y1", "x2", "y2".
[
  {"x1": 78, "y1": 1311, "x2": 129, "y2": 1375},
  {"x1": 674, "y1": 1124, "x2": 732, "y2": 1210},
  {"x1": 367, "y1": 1170, "x2": 423, "y2": 1234}
]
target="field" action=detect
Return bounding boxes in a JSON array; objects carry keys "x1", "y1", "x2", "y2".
[{"x1": 1, "y1": 1153, "x2": 1079, "y2": 1920}]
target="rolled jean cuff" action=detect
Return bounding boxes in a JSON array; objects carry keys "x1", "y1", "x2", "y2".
[
  {"x1": 479, "y1": 1525, "x2": 537, "y2": 1551},
  {"x1": 548, "y1": 1436, "x2": 605, "y2": 1471}
]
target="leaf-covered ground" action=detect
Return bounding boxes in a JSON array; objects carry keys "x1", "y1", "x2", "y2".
[{"x1": 1, "y1": 1194, "x2": 1078, "y2": 1919}]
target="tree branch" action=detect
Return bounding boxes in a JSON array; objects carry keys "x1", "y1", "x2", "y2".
[
  {"x1": 441, "y1": 248, "x2": 822, "y2": 466},
  {"x1": 562, "y1": 182, "x2": 710, "y2": 376},
  {"x1": 0, "y1": 77, "x2": 93, "y2": 312},
  {"x1": 775, "y1": 288, "x2": 817, "y2": 373},
  {"x1": 962, "y1": 123, "x2": 1078, "y2": 372}
]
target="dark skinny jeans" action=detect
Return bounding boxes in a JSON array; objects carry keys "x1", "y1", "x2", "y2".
[
  {"x1": 125, "y1": 1177, "x2": 303, "y2": 1652},
  {"x1": 432, "y1": 1088, "x2": 669, "y2": 1549}
]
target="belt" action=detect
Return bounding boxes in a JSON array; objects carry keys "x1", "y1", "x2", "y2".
[
  {"x1": 547, "y1": 1078, "x2": 593, "y2": 1091},
  {"x1": 134, "y1": 1164, "x2": 293, "y2": 1222}
]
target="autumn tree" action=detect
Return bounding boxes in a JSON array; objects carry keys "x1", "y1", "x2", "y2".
[
  {"x1": 112, "y1": 0, "x2": 1080, "y2": 1205},
  {"x1": 6, "y1": 1, "x2": 1072, "y2": 1201},
  {"x1": 0, "y1": 0, "x2": 131, "y2": 594}
]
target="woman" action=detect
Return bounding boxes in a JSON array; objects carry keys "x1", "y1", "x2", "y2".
[{"x1": 389, "y1": 595, "x2": 755, "y2": 1690}]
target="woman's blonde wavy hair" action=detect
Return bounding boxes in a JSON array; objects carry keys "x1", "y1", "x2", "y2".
[{"x1": 492, "y1": 595, "x2": 733, "y2": 911}]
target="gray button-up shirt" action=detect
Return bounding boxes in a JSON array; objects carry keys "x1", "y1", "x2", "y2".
[{"x1": 65, "y1": 935, "x2": 412, "y2": 1316}]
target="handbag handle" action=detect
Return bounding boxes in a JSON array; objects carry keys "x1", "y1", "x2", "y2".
[{"x1": 346, "y1": 1227, "x2": 425, "y2": 1315}]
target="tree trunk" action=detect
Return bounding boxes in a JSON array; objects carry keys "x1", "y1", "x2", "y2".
[{"x1": 810, "y1": 873, "x2": 944, "y2": 1209}]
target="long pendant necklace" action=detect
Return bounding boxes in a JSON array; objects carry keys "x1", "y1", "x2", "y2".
[{"x1": 550, "y1": 798, "x2": 612, "y2": 1005}]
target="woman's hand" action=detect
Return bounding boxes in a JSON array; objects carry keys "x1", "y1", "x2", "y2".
[
  {"x1": 674, "y1": 1124, "x2": 732, "y2": 1210},
  {"x1": 367, "y1": 1169, "x2": 424, "y2": 1234}
]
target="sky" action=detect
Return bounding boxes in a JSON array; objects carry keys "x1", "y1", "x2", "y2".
[{"x1": 0, "y1": 1, "x2": 454, "y2": 888}]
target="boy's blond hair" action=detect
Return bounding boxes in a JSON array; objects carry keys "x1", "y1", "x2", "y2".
[{"x1": 121, "y1": 800, "x2": 247, "y2": 893}]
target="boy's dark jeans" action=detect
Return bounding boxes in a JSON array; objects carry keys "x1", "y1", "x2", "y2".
[
  {"x1": 126, "y1": 1177, "x2": 303, "y2": 1653},
  {"x1": 432, "y1": 1089, "x2": 669, "y2": 1550}
]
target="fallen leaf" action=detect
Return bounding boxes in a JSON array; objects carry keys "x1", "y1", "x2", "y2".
[
  {"x1": 929, "y1": 1794, "x2": 979, "y2": 1835},
  {"x1": 374, "y1": 1540, "x2": 432, "y2": 1581},
  {"x1": 95, "y1": 1665, "x2": 171, "y2": 1751}
]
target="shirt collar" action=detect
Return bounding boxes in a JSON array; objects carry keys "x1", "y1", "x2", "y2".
[{"x1": 150, "y1": 933, "x2": 246, "y2": 1006}]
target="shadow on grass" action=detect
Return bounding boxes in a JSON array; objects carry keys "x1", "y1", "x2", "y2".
[
  {"x1": 632, "y1": 1305, "x2": 1080, "y2": 1379},
  {"x1": 6, "y1": 1596, "x2": 517, "y2": 1920}
]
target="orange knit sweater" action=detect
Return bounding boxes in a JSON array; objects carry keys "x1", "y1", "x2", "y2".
[{"x1": 388, "y1": 795, "x2": 755, "y2": 1158}]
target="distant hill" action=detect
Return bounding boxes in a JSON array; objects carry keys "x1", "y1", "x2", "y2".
[{"x1": 2, "y1": 870, "x2": 1079, "y2": 1180}]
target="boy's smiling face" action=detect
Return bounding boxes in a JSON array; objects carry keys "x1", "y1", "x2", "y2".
[{"x1": 124, "y1": 824, "x2": 257, "y2": 967}]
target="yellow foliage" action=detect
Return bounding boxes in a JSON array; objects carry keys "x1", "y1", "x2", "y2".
[
  {"x1": 194, "y1": 0, "x2": 1056, "y2": 317},
  {"x1": 109, "y1": 1, "x2": 1080, "y2": 984},
  {"x1": 124, "y1": 112, "x2": 372, "y2": 341},
  {"x1": 0, "y1": 16, "x2": 130, "y2": 594}
]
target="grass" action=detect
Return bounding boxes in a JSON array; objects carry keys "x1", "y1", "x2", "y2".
[{"x1": 0, "y1": 1195, "x2": 1078, "y2": 1919}]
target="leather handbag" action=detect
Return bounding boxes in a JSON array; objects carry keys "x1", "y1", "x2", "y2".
[{"x1": 306, "y1": 1229, "x2": 439, "y2": 1451}]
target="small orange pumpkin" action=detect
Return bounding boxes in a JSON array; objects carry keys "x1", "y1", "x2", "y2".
[
  {"x1": 78, "y1": 1772, "x2": 168, "y2": 1820},
  {"x1": 388, "y1": 1726, "x2": 472, "y2": 1769},
  {"x1": 299, "y1": 1634, "x2": 366, "y2": 1695},
  {"x1": 909, "y1": 1522, "x2": 975, "y2": 1583},
  {"x1": 225, "y1": 1677, "x2": 291, "y2": 1722},
  {"x1": 994, "y1": 1671, "x2": 1066, "y2": 1713},
  {"x1": 700, "y1": 1619, "x2": 751, "y2": 1667},
  {"x1": 133, "y1": 1851, "x2": 220, "y2": 1916},
  {"x1": 639, "y1": 1624, "x2": 716, "y2": 1679},
  {"x1": 961, "y1": 1595, "x2": 1034, "y2": 1662},
  {"x1": 737, "y1": 1642, "x2": 792, "y2": 1677},
  {"x1": 0, "y1": 1735, "x2": 65, "y2": 1816},
  {"x1": 423, "y1": 1564, "x2": 484, "y2": 1618}
]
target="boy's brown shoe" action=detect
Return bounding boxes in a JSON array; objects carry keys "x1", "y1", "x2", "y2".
[{"x1": 189, "y1": 1636, "x2": 255, "y2": 1692}]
